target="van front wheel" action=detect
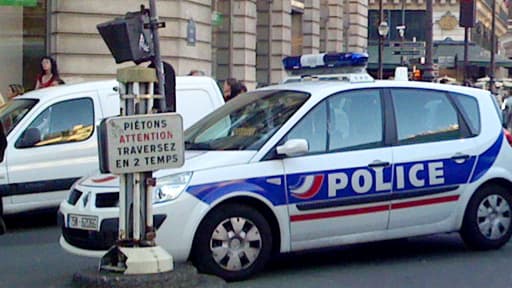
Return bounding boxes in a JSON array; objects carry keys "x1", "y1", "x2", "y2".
[{"x1": 191, "y1": 204, "x2": 272, "y2": 281}]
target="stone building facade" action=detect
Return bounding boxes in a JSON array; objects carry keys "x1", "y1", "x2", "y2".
[
  {"x1": 0, "y1": 0, "x2": 370, "y2": 96},
  {"x1": 2, "y1": 0, "x2": 510, "y2": 95}
]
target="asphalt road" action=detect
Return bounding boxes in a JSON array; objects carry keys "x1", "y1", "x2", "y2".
[
  {"x1": 2, "y1": 210, "x2": 512, "y2": 288},
  {"x1": 0, "y1": 209, "x2": 97, "y2": 288}
]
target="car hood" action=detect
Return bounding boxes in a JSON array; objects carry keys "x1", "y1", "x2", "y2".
[{"x1": 79, "y1": 150, "x2": 258, "y2": 188}]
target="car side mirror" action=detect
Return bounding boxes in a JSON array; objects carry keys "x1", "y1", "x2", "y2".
[
  {"x1": 16, "y1": 128, "x2": 41, "y2": 148},
  {"x1": 276, "y1": 138, "x2": 309, "y2": 157}
]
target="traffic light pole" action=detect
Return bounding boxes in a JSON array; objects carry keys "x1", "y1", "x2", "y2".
[
  {"x1": 73, "y1": 2, "x2": 218, "y2": 286},
  {"x1": 459, "y1": 0, "x2": 476, "y2": 85},
  {"x1": 489, "y1": 0, "x2": 496, "y2": 94},
  {"x1": 148, "y1": 0, "x2": 172, "y2": 112},
  {"x1": 422, "y1": 0, "x2": 434, "y2": 82},
  {"x1": 463, "y1": 27, "x2": 469, "y2": 85}
]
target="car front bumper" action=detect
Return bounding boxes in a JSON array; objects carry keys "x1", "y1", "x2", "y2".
[{"x1": 58, "y1": 185, "x2": 209, "y2": 262}]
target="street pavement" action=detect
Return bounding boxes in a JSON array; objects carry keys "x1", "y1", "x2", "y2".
[{"x1": 3, "y1": 209, "x2": 512, "y2": 288}]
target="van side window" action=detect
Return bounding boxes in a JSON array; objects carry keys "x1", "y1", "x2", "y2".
[
  {"x1": 15, "y1": 98, "x2": 94, "y2": 148},
  {"x1": 391, "y1": 89, "x2": 461, "y2": 145}
]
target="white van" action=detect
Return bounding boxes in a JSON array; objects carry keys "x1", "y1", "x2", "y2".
[{"x1": 0, "y1": 76, "x2": 224, "y2": 220}]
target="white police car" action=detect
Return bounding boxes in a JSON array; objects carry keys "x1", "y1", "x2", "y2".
[{"x1": 59, "y1": 52, "x2": 512, "y2": 281}]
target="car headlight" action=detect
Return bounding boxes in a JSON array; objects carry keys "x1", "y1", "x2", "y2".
[{"x1": 152, "y1": 172, "x2": 193, "y2": 204}]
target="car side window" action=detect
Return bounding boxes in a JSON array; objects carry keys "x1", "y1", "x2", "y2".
[
  {"x1": 285, "y1": 89, "x2": 383, "y2": 155},
  {"x1": 16, "y1": 98, "x2": 94, "y2": 148},
  {"x1": 450, "y1": 92, "x2": 480, "y2": 135},
  {"x1": 328, "y1": 89, "x2": 383, "y2": 151},
  {"x1": 286, "y1": 102, "x2": 327, "y2": 154},
  {"x1": 392, "y1": 89, "x2": 460, "y2": 145}
]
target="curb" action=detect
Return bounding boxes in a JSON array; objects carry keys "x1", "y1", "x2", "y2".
[{"x1": 71, "y1": 263, "x2": 226, "y2": 288}]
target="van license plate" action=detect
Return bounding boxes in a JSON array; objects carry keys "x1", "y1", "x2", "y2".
[{"x1": 68, "y1": 214, "x2": 98, "y2": 231}]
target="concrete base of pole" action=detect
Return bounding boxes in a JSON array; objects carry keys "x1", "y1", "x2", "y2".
[
  {"x1": 72, "y1": 263, "x2": 226, "y2": 288},
  {"x1": 100, "y1": 246, "x2": 173, "y2": 274}
]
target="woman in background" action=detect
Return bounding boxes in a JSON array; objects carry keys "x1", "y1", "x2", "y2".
[
  {"x1": 35, "y1": 56, "x2": 62, "y2": 89},
  {"x1": 223, "y1": 78, "x2": 238, "y2": 101}
]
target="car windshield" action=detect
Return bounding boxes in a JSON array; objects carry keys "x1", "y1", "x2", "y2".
[
  {"x1": 0, "y1": 99, "x2": 38, "y2": 135},
  {"x1": 184, "y1": 90, "x2": 309, "y2": 151}
]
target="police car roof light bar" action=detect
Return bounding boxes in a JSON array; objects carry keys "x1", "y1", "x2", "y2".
[
  {"x1": 282, "y1": 52, "x2": 373, "y2": 83},
  {"x1": 282, "y1": 52, "x2": 368, "y2": 71}
]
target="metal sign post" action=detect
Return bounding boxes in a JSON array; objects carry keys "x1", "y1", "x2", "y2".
[{"x1": 99, "y1": 67, "x2": 184, "y2": 275}]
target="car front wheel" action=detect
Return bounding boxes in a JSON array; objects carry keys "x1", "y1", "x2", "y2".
[
  {"x1": 191, "y1": 204, "x2": 272, "y2": 281},
  {"x1": 460, "y1": 184, "x2": 512, "y2": 250}
]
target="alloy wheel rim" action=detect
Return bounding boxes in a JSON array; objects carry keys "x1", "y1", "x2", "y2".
[
  {"x1": 477, "y1": 194, "x2": 511, "y2": 240},
  {"x1": 210, "y1": 217, "x2": 262, "y2": 271}
]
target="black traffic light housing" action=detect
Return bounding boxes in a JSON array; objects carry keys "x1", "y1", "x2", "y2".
[
  {"x1": 459, "y1": 0, "x2": 476, "y2": 28},
  {"x1": 97, "y1": 11, "x2": 154, "y2": 64}
]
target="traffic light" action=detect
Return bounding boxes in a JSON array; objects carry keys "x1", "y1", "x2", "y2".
[
  {"x1": 459, "y1": 0, "x2": 476, "y2": 28},
  {"x1": 97, "y1": 11, "x2": 154, "y2": 64}
]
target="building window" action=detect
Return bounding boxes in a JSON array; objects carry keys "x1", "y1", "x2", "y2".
[
  {"x1": 0, "y1": 0, "x2": 48, "y2": 96},
  {"x1": 291, "y1": 10, "x2": 303, "y2": 56}
]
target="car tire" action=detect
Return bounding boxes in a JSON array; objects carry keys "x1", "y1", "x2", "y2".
[
  {"x1": 460, "y1": 184, "x2": 512, "y2": 250},
  {"x1": 191, "y1": 204, "x2": 272, "y2": 281}
]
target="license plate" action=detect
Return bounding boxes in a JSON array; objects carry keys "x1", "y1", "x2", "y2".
[{"x1": 68, "y1": 214, "x2": 98, "y2": 231}]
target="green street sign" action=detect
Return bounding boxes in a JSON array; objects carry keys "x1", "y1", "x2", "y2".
[{"x1": 0, "y1": 0, "x2": 37, "y2": 7}]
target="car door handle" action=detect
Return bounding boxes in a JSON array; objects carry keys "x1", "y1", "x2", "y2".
[
  {"x1": 368, "y1": 160, "x2": 390, "y2": 168},
  {"x1": 451, "y1": 153, "x2": 470, "y2": 163}
]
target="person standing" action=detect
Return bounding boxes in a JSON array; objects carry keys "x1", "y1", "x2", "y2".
[
  {"x1": 223, "y1": 78, "x2": 238, "y2": 101},
  {"x1": 7, "y1": 84, "x2": 24, "y2": 99},
  {"x1": 229, "y1": 81, "x2": 246, "y2": 100},
  {"x1": 35, "y1": 56, "x2": 62, "y2": 89}
]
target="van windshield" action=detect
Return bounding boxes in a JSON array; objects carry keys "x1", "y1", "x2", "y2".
[
  {"x1": 184, "y1": 90, "x2": 309, "y2": 151},
  {"x1": 0, "y1": 99, "x2": 38, "y2": 135}
]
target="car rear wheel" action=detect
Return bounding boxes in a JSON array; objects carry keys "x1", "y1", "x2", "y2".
[
  {"x1": 191, "y1": 204, "x2": 272, "y2": 281},
  {"x1": 460, "y1": 184, "x2": 512, "y2": 250}
]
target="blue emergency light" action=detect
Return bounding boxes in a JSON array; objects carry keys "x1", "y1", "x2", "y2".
[
  {"x1": 282, "y1": 52, "x2": 368, "y2": 71},
  {"x1": 282, "y1": 52, "x2": 370, "y2": 78}
]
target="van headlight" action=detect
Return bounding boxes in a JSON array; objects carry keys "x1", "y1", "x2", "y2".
[{"x1": 152, "y1": 172, "x2": 193, "y2": 204}]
